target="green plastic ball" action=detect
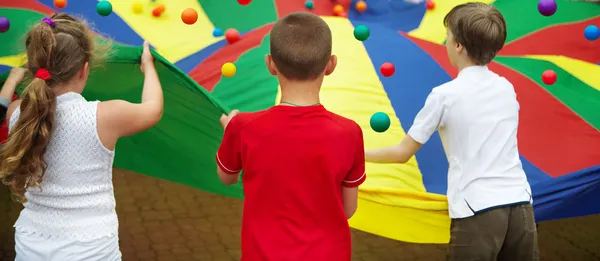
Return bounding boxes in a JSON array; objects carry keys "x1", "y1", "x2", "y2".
[
  {"x1": 305, "y1": 0, "x2": 314, "y2": 10},
  {"x1": 370, "y1": 112, "x2": 390, "y2": 133},
  {"x1": 354, "y1": 25, "x2": 370, "y2": 41},
  {"x1": 97, "y1": 1, "x2": 113, "y2": 17}
]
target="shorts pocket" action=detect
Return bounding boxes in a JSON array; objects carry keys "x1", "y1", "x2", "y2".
[{"x1": 521, "y1": 204, "x2": 536, "y2": 233}]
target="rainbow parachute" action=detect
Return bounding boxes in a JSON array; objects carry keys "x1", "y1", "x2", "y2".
[{"x1": 1, "y1": 0, "x2": 599, "y2": 243}]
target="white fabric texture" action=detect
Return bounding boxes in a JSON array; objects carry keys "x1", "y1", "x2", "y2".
[
  {"x1": 8, "y1": 92, "x2": 118, "y2": 242},
  {"x1": 15, "y1": 231, "x2": 121, "y2": 261},
  {"x1": 407, "y1": 65, "x2": 532, "y2": 219}
]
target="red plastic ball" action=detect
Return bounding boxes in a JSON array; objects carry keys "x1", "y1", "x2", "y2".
[
  {"x1": 225, "y1": 29, "x2": 240, "y2": 44},
  {"x1": 541, "y1": 70, "x2": 557, "y2": 85},
  {"x1": 152, "y1": 8, "x2": 162, "y2": 17},
  {"x1": 425, "y1": 0, "x2": 435, "y2": 10},
  {"x1": 380, "y1": 62, "x2": 395, "y2": 77},
  {"x1": 237, "y1": 0, "x2": 252, "y2": 5}
]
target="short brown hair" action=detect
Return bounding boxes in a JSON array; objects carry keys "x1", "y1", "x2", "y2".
[
  {"x1": 270, "y1": 12, "x2": 332, "y2": 81},
  {"x1": 444, "y1": 2, "x2": 506, "y2": 65}
]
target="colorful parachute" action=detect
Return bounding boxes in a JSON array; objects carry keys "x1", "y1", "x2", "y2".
[{"x1": 1, "y1": 0, "x2": 599, "y2": 244}]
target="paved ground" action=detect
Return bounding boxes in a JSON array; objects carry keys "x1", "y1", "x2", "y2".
[{"x1": 1, "y1": 168, "x2": 599, "y2": 261}]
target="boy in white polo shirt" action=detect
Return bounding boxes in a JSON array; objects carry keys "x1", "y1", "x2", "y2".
[{"x1": 365, "y1": 2, "x2": 538, "y2": 261}]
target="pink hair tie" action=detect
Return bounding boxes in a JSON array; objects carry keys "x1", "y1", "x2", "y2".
[
  {"x1": 42, "y1": 17, "x2": 55, "y2": 28},
  {"x1": 35, "y1": 69, "x2": 51, "y2": 81}
]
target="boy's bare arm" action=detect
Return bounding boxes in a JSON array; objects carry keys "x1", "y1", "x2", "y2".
[
  {"x1": 217, "y1": 167, "x2": 240, "y2": 186},
  {"x1": 366, "y1": 89, "x2": 444, "y2": 164},
  {"x1": 342, "y1": 187, "x2": 359, "y2": 219},
  {"x1": 365, "y1": 135, "x2": 422, "y2": 164},
  {"x1": 342, "y1": 123, "x2": 367, "y2": 219}
]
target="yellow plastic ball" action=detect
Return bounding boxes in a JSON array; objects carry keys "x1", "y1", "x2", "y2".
[
  {"x1": 132, "y1": 2, "x2": 143, "y2": 14},
  {"x1": 221, "y1": 62, "x2": 236, "y2": 77}
]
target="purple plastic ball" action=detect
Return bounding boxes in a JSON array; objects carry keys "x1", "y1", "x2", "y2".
[
  {"x1": 0, "y1": 17, "x2": 9, "y2": 33},
  {"x1": 538, "y1": 0, "x2": 557, "y2": 17}
]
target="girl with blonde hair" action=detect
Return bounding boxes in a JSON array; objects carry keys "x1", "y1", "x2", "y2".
[{"x1": 0, "y1": 13, "x2": 163, "y2": 261}]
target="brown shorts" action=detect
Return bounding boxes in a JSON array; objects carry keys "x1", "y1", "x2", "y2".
[{"x1": 447, "y1": 203, "x2": 539, "y2": 261}]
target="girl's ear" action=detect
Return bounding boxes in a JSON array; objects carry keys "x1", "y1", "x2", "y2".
[{"x1": 80, "y1": 62, "x2": 89, "y2": 81}]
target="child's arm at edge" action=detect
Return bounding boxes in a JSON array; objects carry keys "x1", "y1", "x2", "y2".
[
  {"x1": 0, "y1": 68, "x2": 26, "y2": 122},
  {"x1": 0, "y1": 98, "x2": 9, "y2": 123}
]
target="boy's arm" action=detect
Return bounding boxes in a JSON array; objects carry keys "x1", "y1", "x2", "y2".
[
  {"x1": 365, "y1": 135, "x2": 422, "y2": 163},
  {"x1": 366, "y1": 90, "x2": 445, "y2": 163},
  {"x1": 216, "y1": 115, "x2": 243, "y2": 186},
  {"x1": 342, "y1": 187, "x2": 359, "y2": 219},
  {"x1": 342, "y1": 124, "x2": 367, "y2": 219}
]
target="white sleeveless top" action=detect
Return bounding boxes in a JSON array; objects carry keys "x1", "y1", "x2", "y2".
[{"x1": 9, "y1": 92, "x2": 118, "y2": 240}]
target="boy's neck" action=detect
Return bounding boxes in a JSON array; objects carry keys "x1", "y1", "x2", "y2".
[
  {"x1": 456, "y1": 57, "x2": 479, "y2": 72},
  {"x1": 278, "y1": 78, "x2": 322, "y2": 106}
]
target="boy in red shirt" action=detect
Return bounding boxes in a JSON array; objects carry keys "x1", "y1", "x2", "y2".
[{"x1": 215, "y1": 12, "x2": 366, "y2": 261}]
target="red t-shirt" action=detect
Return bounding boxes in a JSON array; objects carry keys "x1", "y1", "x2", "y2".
[{"x1": 216, "y1": 104, "x2": 366, "y2": 261}]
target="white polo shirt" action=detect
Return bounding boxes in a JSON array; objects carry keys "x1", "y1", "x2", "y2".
[{"x1": 407, "y1": 65, "x2": 533, "y2": 219}]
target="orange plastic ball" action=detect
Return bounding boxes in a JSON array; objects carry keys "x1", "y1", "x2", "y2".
[
  {"x1": 333, "y1": 4, "x2": 344, "y2": 16},
  {"x1": 356, "y1": 1, "x2": 367, "y2": 12},
  {"x1": 181, "y1": 8, "x2": 198, "y2": 25},
  {"x1": 54, "y1": 0, "x2": 67, "y2": 9},
  {"x1": 156, "y1": 3, "x2": 166, "y2": 13}
]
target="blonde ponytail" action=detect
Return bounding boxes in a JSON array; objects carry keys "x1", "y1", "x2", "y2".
[
  {"x1": 0, "y1": 77, "x2": 56, "y2": 202},
  {"x1": 0, "y1": 13, "x2": 100, "y2": 202}
]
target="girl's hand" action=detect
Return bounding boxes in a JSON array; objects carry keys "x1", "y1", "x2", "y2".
[{"x1": 140, "y1": 41, "x2": 154, "y2": 74}]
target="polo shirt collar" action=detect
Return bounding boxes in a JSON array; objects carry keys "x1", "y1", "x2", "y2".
[{"x1": 457, "y1": 65, "x2": 489, "y2": 78}]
